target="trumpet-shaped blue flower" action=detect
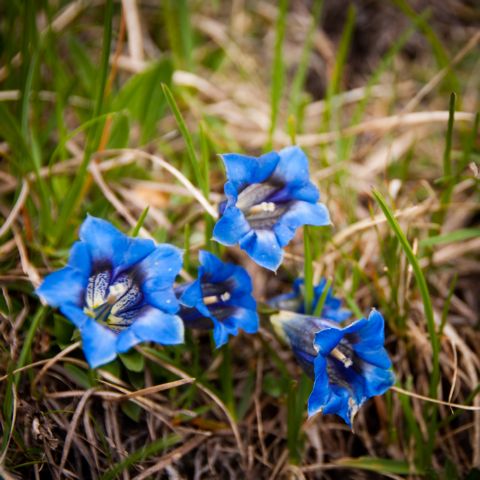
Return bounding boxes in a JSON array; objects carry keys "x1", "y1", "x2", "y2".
[
  {"x1": 177, "y1": 251, "x2": 258, "y2": 348},
  {"x1": 36, "y1": 215, "x2": 184, "y2": 368},
  {"x1": 213, "y1": 146, "x2": 330, "y2": 271},
  {"x1": 271, "y1": 309, "x2": 394, "y2": 426},
  {"x1": 268, "y1": 278, "x2": 351, "y2": 322}
]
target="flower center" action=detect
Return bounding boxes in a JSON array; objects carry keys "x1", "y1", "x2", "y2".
[
  {"x1": 236, "y1": 183, "x2": 290, "y2": 228},
  {"x1": 84, "y1": 269, "x2": 143, "y2": 330},
  {"x1": 200, "y1": 280, "x2": 233, "y2": 307}
]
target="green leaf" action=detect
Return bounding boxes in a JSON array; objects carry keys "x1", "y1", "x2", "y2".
[
  {"x1": 162, "y1": 83, "x2": 204, "y2": 191},
  {"x1": 113, "y1": 58, "x2": 173, "y2": 143},
  {"x1": 334, "y1": 456, "x2": 419, "y2": 475},
  {"x1": 372, "y1": 190, "x2": 439, "y2": 395},
  {"x1": 267, "y1": 0, "x2": 288, "y2": 149},
  {"x1": 420, "y1": 228, "x2": 480, "y2": 248},
  {"x1": 121, "y1": 400, "x2": 142, "y2": 422},
  {"x1": 119, "y1": 350, "x2": 145, "y2": 373},
  {"x1": 99, "y1": 434, "x2": 182, "y2": 480},
  {"x1": 303, "y1": 226, "x2": 314, "y2": 314},
  {"x1": 64, "y1": 364, "x2": 94, "y2": 390}
]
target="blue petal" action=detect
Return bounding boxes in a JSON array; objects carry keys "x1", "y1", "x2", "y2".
[
  {"x1": 116, "y1": 308, "x2": 184, "y2": 352},
  {"x1": 274, "y1": 201, "x2": 330, "y2": 247},
  {"x1": 239, "y1": 229, "x2": 283, "y2": 271},
  {"x1": 37, "y1": 267, "x2": 87, "y2": 308},
  {"x1": 212, "y1": 318, "x2": 232, "y2": 348},
  {"x1": 273, "y1": 146, "x2": 312, "y2": 187},
  {"x1": 60, "y1": 303, "x2": 90, "y2": 329},
  {"x1": 314, "y1": 319, "x2": 368, "y2": 354},
  {"x1": 80, "y1": 317, "x2": 118, "y2": 368},
  {"x1": 60, "y1": 304, "x2": 118, "y2": 368},
  {"x1": 137, "y1": 244, "x2": 183, "y2": 313},
  {"x1": 290, "y1": 182, "x2": 320, "y2": 203},
  {"x1": 80, "y1": 215, "x2": 155, "y2": 275},
  {"x1": 221, "y1": 152, "x2": 279, "y2": 190},
  {"x1": 179, "y1": 279, "x2": 211, "y2": 318},
  {"x1": 226, "y1": 307, "x2": 259, "y2": 334},
  {"x1": 351, "y1": 309, "x2": 392, "y2": 369},
  {"x1": 361, "y1": 361, "x2": 395, "y2": 399},
  {"x1": 198, "y1": 250, "x2": 235, "y2": 283},
  {"x1": 308, "y1": 353, "x2": 360, "y2": 426},
  {"x1": 67, "y1": 241, "x2": 92, "y2": 279},
  {"x1": 213, "y1": 206, "x2": 251, "y2": 246},
  {"x1": 307, "y1": 354, "x2": 330, "y2": 416}
]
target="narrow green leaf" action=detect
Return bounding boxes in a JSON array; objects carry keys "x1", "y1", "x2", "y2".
[
  {"x1": 372, "y1": 189, "x2": 440, "y2": 396},
  {"x1": 313, "y1": 278, "x2": 332, "y2": 317},
  {"x1": 131, "y1": 207, "x2": 150, "y2": 238},
  {"x1": 54, "y1": 0, "x2": 114, "y2": 242},
  {"x1": 433, "y1": 92, "x2": 456, "y2": 228},
  {"x1": 267, "y1": 0, "x2": 288, "y2": 149},
  {"x1": 99, "y1": 434, "x2": 182, "y2": 480},
  {"x1": 303, "y1": 226, "x2": 314, "y2": 314},
  {"x1": 420, "y1": 228, "x2": 480, "y2": 248},
  {"x1": 288, "y1": 0, "x2": 323, "y2": 118},
  {"x1": 119, "y1": 350, "x2": 145, "y2": 373},
  {"x1": 334, "y1": 456, "x2": 418, "y2": 475},
  {"x1": 162, "y1": 83, "x2": 204, "y2": 191}
]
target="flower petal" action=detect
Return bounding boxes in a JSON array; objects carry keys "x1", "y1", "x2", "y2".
[
  {"x1": 80, "y1": 317, "x2": 118, "y2": 368},
  {"x1": 37, "y1": 268, "x2": 86, "y2": 308},
  {"x1": 226, "y1": 306, "x2": 259, "y2": 334},
  {"x1": 138, "y1": 244, "x2": 183, "y2": 313},
  {"x1": 308, "y1": 354, "x2": 363, "y2": 426},
  {"x1": 221, "y1": 152, "x2": 279, "y2": 190},
  {"x1": 213, "y1": 206, "x2": 251, "y2": 246},
  {"x1": 67, "y1": 241, "x2": 92, "y2": 278},
  {"x1": 179, "y1": 280, "x2": 211, "y2": 318},
  {"x1": 314, "y1": 319, "x2": 368, "y2": 354},
  {"x1": 274, "y1": 201, "x2": 330, "y2": 247},
  {"x1": 212, "y1": 318, "x2": 232, "y2": 348},
  {"x1": 80, "y1": 215, "x2": 155, "y2": 274},
  {"x1": 198, "y1": 250, "x2": 235, "y2": 283},
  {"x1": 239, "y1": 229, "x2": 283, "y2": 271},
  {"x1": 273, "y1": 146, "x2": 312, "y2": 187},
  {"x1": 60, "y1": 304, "x2": 117, "y2": 368},
  {"x1": 350, "y1": 309, "x2": 392, "y2": 369},
  {"x1": 116, "y1": 308, "x2": 184, "y2": 352}
]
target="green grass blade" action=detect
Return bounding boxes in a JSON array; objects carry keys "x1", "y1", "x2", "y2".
[
  {"x1": 131, "y1": 206, "x2": 150, "y2": 237},
  {"x1": 288, "y1": 0, "x2": 323, "y2": 119},
  {"x1": 99, "y1": 434, "x2": 182, "y2": 480},
  {"x1": 372, "y1": 189, "x2": 440, "y2": 395},
  {"x1": 433, "y1": 92, "x2": 456, "y2": 228},
  {"x1": 163, "y1": 0, "x2": 193, "y2": 69},
  {"x1": 267, "y1": 0, "x2": 288, "y2": 150},
  {"x1": 54, "y1": 0, "x2": 114, "y2": 242},
  {"x1": 162, "y1": 83, "x2": 204, "y2": 191},
  {"x1": 334, "y1": 456, "x2": 419, "y2": 475},
  {"x1": 303, "y1": 226, "x2": 314, "y2": 314},
  {"x1": 391, "y1": 0, "x2": 459, "y2": 92},
  {"x1": 325, "y1": 4, "x2": 355, "y2": 101},
  {"x1": 420, "y1": 228, "x2": 480, "y2": 248},
  {"x1": 313, "y1": 278, "x2": 332, "y2": 317}
]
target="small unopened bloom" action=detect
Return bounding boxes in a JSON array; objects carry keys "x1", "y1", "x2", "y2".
[
  {"x1": 177, "y1": 251, "x2": 258, "y2": 348},
  {"x1": 268, "y1": 278, "x2": 351, "y2": 322},
  {"x1": 213, "y1": 146, "x2": 330, "y2": 271},
  {"x1": 36, "y1": 216, "x2": 184, "y2": 368},
  {"x1": 271, "y1": 309, "x2": 394, "y2": 426}
]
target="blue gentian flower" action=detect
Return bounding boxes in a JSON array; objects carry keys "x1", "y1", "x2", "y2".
[
  {"x1": 176, "y1": 250, "x2": 258, "y2": 348},
  {"x1": 268, "y1": 278, "x2": 351, "y2": 322},
  {"x1": 271, "y1": 309, "x2": 394, "y2": 426},
  {"x1": 36, "y1": 215, "x2": 184, "y2": 368},
  {"x1": 213, "y1": 146, "x2": 330, "y2": 271}
]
